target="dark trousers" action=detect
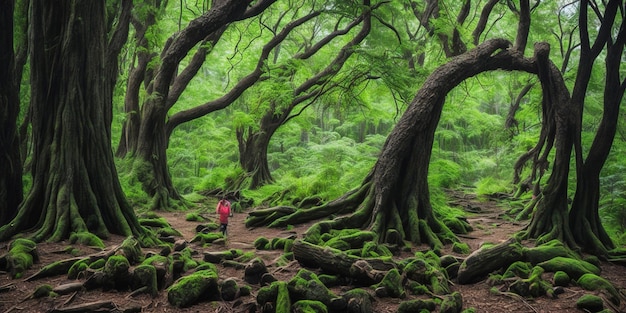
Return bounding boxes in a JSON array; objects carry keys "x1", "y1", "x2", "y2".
[{"x1": 220, "y1": 223, "x2": 228, "y2": 236}]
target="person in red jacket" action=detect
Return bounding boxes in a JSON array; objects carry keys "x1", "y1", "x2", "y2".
[{"x1": 216, "y1": 198, "x2": 232, "y2": 236}]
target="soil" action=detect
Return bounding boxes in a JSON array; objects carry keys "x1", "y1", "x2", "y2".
[{"x1": 0, "y1": 192, "x2": 625, "y2": 313}]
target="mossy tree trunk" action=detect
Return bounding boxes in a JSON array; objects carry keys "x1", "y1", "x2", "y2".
[
  {"x1": 121, "y1": 0, "x2": 275, "y2": 209},
  {"x1": 115, "y1": 0, "x2": 162, "y2": 158},
  {"x1": 236, "y1": 107, "x2": 280, "y2": 189},
  {"x1": 0, "y1": 0, "x2": 153, "y2": 243},
  {"x1": 259, "y1": 39, "x2": 543, "y2": 248},
  {"x1": 230, "y1": 0, "x2": 377, "y2": 191},
  {"x1": 0, "y1": 0, "x2": 22, "y2": 225},
  {"x1": 568, "y1": 1, "x2": 624, "y2": 256},
  {"x1": 521, "y1": 43, "x2": 577, "y2": 248}
]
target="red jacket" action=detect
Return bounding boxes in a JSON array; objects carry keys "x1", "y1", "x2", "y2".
[{"x1": 216, "y1": 200, "x2": 231, "y2": 224}]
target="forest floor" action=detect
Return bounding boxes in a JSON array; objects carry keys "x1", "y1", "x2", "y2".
[{"x1": 0, "y1": 191, "x2": 625, "y2": 313}]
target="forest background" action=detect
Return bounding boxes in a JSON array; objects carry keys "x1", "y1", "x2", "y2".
[{"x1": 2, "y1": 0, "x2": 626, "y2": 271}]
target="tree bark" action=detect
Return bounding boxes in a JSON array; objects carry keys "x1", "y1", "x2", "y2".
[
  {"x1": 0, "y1": 0, "x2": 23, "y2": 224},
  {"x1": 569, "y1": 0, "x2": 624, "y2": 255},
  {"x1": 123, "y1": 0, "x2": 276, "y2": 209},
  {"x1": 0, "y1": 0, "x2": 153, "y2": 244},
  {"x1": 249, "y1": 39, "x2": 541, "y2": 248}
]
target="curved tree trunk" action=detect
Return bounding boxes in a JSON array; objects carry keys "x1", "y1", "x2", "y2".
[
  {"x1": 125, "y1": 0, "x2": 272, "y2": 210},
  {"x1": 521, "y1": 43, "x2": 577, "y2": 248},
  {"x1": 250, "y1": 39, "x2": 540, "y2": 249},
  {"x1": 0, "y1": 0, "x2": 22, "y2": 225},
  {"x1": 0, "y1": 0, "x2": 154, "y2": 243}
]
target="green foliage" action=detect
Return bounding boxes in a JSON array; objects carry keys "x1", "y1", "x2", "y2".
[{"x1": 474, "y1": 177, "x2": 512, "y2": 196}]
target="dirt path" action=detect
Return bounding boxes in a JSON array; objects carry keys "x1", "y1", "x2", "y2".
[{"x1": 0, "y1": 193, "x2": 625, "y2": 313}]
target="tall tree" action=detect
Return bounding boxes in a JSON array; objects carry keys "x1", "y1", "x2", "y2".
[
  {"x1": 568, "y1": 0, "x2": 625, "y2": 256},
  {"x1": 0, "y1": 0, "x2": 22, "y2": 224},
  {"x1": 117, "y1": 0, "x2": 276, "y2": 209},
  {"x1": 0, "y1": 0, "x2": 155, "y2": 243},
  {"x1": 232, "y1": 0, "x2": 376, "y2": 189}
]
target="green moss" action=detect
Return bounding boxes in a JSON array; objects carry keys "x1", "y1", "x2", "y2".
[
  {"x1": 452, "y1": 242, "x2": 470, "y2": 255},
  {"x1": 406, "y1": 281, "x2": 429, "y2": 295},
  {"x1": 104, "y1": 255, "x2": 130, "y2": 278},
  {"x1": 191, "y1": 232, "x2": 223, "y2": 245},
  {"x1": 440, "y1": 291, "x2": 463, "y2": 313},
  {"x1": 577, "y1": 273, "x2": 620, "y2": 305},
  {"x1": 32, "y1": 284, "x2": 54, "y2": 298},
  {"x1": 139, "y1": 216, "x2": 171, "y2": 228},
  {"x1": 324, "y1": 230, "x2": 376, "y2": 249},
  {"x1": 119, "y1": 236, "x2": 144, "y2": 264},
  {"x1": 325, "y1": 239, "x2": 350, "y2": 250},
  {"x1": 537, "y1": 257, "x2": 600, "y2": 280},
  {"x1": 68, "y1": 258, "x2": 91, "y2": 279},
  {"x1": 288, "y1": 269, "x2": 336, "y2": 306},
  {"x1": 256, "y1": 282, "x2": 279, "y2": 306},
  {"x1": 292, "y1": 300, "x2": 327, "y2": 313},
  {"x1": 576, "y1": 294, "x2": 604, "y2": 312},
  {"x1": 69, "y1": 232, "x2": 105, "y2": 248},
  {"x1": 523, "y1": 240, "x2": 578, "y2": 264},
  {"x1": 443, "y1": 217, "x2": 472, "y2": 235},
  {"x1": 88, "y1": 258, "x2": 106, "y2": 270},
  {"x1": 361, "y1": 241, "x2": 392, "y2": 258},
  {"x1": 167, "y1": 269, "x2": 218, "y2": 308},
  {"x1": 157, "y1": 227, "x2": 183, "y2": 238},
  {"x1": 131, "y1": 264, "x2": 158, "y2": 297},
  {"x1": 254, "y1": 237, "x2": 271, "y2": 250},
  {"x1": 553, "y1": 271, "x2": 570, "y2": 287},
  {"x1": 375, "y1": 268, "x2": 405, "y2": 298},
  {"x1": 276, "y1": 281, "x2": 291, "y2": 313},
  {"x1": 6, "y1": 238, "x2": 38, "y2": 279},
  {"x1": 503, "y1": 261, "x2": 532, "y2": 279},
  {"x1": 185, "y1": 213, "x2": 206, "y2": 222},
  {"x1": 397, "y1": 299, "x2": 437, "y2": 313}
]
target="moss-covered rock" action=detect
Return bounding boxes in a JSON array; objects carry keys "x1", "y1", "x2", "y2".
[
  {"x1": 374, "y1": 268, "x2": 405, "y2": 298},
  {"x1": 167, "y1": 269, "x2": 219, "y2": 308},
  {"x1": 254, "y1": 237, "x2": 271, "y2": 250},
  {"x1": 130, "y1": 264, "x2": 158, "y2": 297},
  {"x1": 576, "y1": 294, "x2": 604, "y2": 312},
  {"x1": 397, "y1": 299, "x2": 437, "y2": 313},
  {"x1": 190, "y1": 232, "x2": 223, "y2": 245},
  {"x1": 244, "y1": 258, "x2": 268, "y2": 284},
  {"x1": 5, "y1": 238, "x2": 38, "y2": 279},
  {"x1": 220, "y1": 277, "x2": 240, "y2": 301},
  {"x1": 292, "y1": 300, "x2": 328, "y2": 313},
  {"x1": 342, "y1": 288, "x2": 374, "y2": 313},
  {"x1": 276, "y1": 280, "x2": 291, "y2": 313},
  {"x1": 440, "y1": 291, "x2": 463, "y2": 313},
  {"x1": 537, "y1": 256, "x2": 600, "y2": 280},
  {"x1": 69, "y1": 232, "x2": 105, "y2": 249},
  {"x1": 288, "y1": 269, "x2": 336, "y2": 306},
  {"x1": 32, "y1": 284, "x2": 54, "y2": 298},
  {"x1": 118, "y1": 236, "x2": 144, "y2": 264},
  {"x1": 577, "y1": 273, "x2": 620, "y2": 305},
  {"x1": 203, "y1": 249, "x2": 243, "y2": 264},
  {"x1": 103, "y1": 255, "x2": 131, "y2": 291},
  {"x1": 552, "y1": 271, "x2": 570, "y2": 287},
  {"x1": 502, "y1": 261, "x2": 532, "y2": 279},
  {"x1": 452, "y1": 242, "x2": 470, "y2": 255},
  {"x1": 67, "y1": 258, "x2": 91, "y2": 279}
]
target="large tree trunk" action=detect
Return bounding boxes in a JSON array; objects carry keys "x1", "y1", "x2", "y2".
[
  {"x1": 0, "y1": 0, "x2": 153, "y2": 243},
  {"x1": 249, "y1": 39, "x2": 539, "y2": 249},
  {"x1": 236, "y1": 105, "x2": 283, "y2": 189},
  {"x1": 127, "y1": 0, "x2": 268, "y2": 209},
  {"x1": 0, "y1": 0, "x2": 22, "y2": 225},
  {"x1": 522, "y1": 43, "x2": 577, "y2": 248},
  {"x1": 569, "y1": 7, "x2": 624, "y2": 255}
]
